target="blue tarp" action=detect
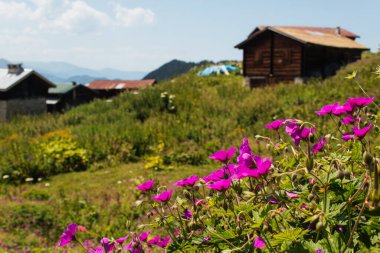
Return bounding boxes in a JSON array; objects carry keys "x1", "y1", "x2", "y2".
[{"x1": 198, "y1": 65, "x2": 238, "y2": 76}]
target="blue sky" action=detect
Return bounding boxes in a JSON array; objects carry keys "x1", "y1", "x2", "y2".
[{"x1": 0, "y1": 0, "x2": 378, "y2": 71}]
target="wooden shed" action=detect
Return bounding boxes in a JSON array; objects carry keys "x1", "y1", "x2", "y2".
[
  {"x1": 235, "y1": 26, "x2": 369, "y2": 87},
  {"x1": 47, "y1": 83, "x2": 96, "y2": 112},
  {"x1": 0, "y1": 64, "x2": 55, "y2": 120}
]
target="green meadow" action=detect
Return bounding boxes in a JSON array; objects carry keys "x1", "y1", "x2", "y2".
[{"x1": 0, "y1": 53, "x2": 380, "y2": 252}]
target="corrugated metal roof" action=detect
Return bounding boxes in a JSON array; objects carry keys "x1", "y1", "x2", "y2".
[
  {"x1": 0, "y1": 68, "x2": 55, "y2": 91},
  {"x1": 254, "y1": 26, "x2": 359, "y2": 39},
  {"x1": 88, "y1": 79, "x2": 156, "y2": 90},
  {"x1": 236, "y1": 26, "x2": 369, "y2": 50}
]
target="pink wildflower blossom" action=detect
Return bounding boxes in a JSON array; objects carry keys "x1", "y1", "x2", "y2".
[
  {"x1": 174, "y1": 175, "x2": 199, "y2": 187},
  {"x1": 157, "y1": 237, "x2": 171, "y2": 248},
  {"x1": 147, "y1": 236, "x2": 160, "y2": 245},
  {"x1": 312, "y1": 137, "x2": 326, "y2": 154},
  {"x1": 59, "y1": 223, "x2": 77, "y2": 247},
  {"x1": 265, "y1": 119, "x2": 285, "y2": 130},
  {"x1": 341, "y1": 115, "x2": 355, "y2": 125},
  {"x1": 253, "y1": 155, "x2": 272, "y2": 175},
  {"x1": 89, "y1": 248, "x2": 104, "y2": 253},
  {"x1": 347, "y1": 97, "x2": 374, "y2": 108},
  {"x1": 136, "y1": 180, "x2": 155, "y2": 191},
  {"x1": 353, "y1": 124, "x2": 372, "y2": 138},
  {"x1": 286, "y1": 191, "x2": 299, "y2": 198},
  {"x1": 315, "y1": 103, "x2": 338, "y2": 115},
  {"x1": 152, "y1": 189, "x2": 173, "y2": 203},
  {"x1": 139, "y1": 231, "x2": 150, "y2": 242},
  {"x1": 254, "y1": 237, "x2": 266, "y2": 249},
  {"x1": 206, "y1": 178, "x2": 232, "y2": 191},
  {"x1": 209, "y1": 147, "x2": 236, "y2": 163}
]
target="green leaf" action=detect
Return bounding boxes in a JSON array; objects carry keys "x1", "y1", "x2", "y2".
[
  {"x1": 272, "y1": 228, "x2": 308, "y2": 247},
  {"x1": 350, "y1": 141, "x2": 362, "y2": 162}
]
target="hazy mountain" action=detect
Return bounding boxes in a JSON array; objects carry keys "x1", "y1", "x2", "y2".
[
  {"x1": 0, "y1": 58, "x2": 146, "y2": 84},
  {"x1": 144, "y1": 59, "x2": 213, "y2": 82}
]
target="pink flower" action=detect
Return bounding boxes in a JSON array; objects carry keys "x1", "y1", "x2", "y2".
[
  {"x1": 341, "y1": 115, "x2": 355, "y2": 125},
  {"x1": 89, "y1": 248, "x2": 104, "y2": 253},
  {"x1": 332, "y1": 102, "x2": 352, "y2": 115},
  {"x1": 253, "y1": 155, "x2": 271, "y2": 175},
  {"x1": 312, "y1": 137, "x2": 326, "y2": 154},
  {"x1": 139, "y1": 231, "x2": 150, "y2": 242},
  {"x1": 286, "y1": 191, "x2": 299, "y2": 198},
  {"x1": 203, "y1": 169, "x2": 226, "y2": 183},
  {"x1": 157, "y1": 236, "x2": 171, "y2": 248},
  {"x1": 59, "y1": 223, "x2": 77, "y2": 247},
  {"x1": 233, "y1": 166, "x2": 259, "y2": 179},
  {"x1": 136, "y1": 180, "x2": 155, "y2": 191},
  {"x1": 152, "y1": 189, "x2": 173, "y2": 203},
  {"x1": 77, "y1": 225, "x2": 86, "y2": 232},
  {"x1": 254, "y1": 237, "x2": 266, "y2": 249},
  {"x1": 353, "y1": 124, "x2": 372, "y2": 138},
  {"x1": 183, "y1": 209, "x2": 192, "y2": 220},
  {"x1": 315, "y1": 103, "x2": 338, "y2": 115},
  {"x1": 175, "y1": 175, "x2": 199, "y2": 187},
  {"x1": 268, "y1": 198, "x2": 279, "y2": 204},
  {"x1": 285, "y1": 123, "x2": 315, "y2": 146},
  {"x1": 342, "y1": 133, "x2": 355, "y2": 142},
  {"x1": 147, "y1": 236, "x2": 160, "y2": 245},
  {"x1": 206, "y1": 178, "x2": 232, "y2": 191},
  {"x1": 347, "y1": 97, "x2": 374, "y2": 108},
  {"x1": 265, "y1": 119, "x2": 285, "y2": 130},
  {"x1": 195, "y1": 199, "x2": 205, "y2": 206},
  {"x1": 100, "y1": 238, "x2": 115, "y2": 253},
  {"x1": 116, "y1": 235, "x2": 129, "y2": 244},
  {"x1": 301, "y1": 204, "x2": 307, "y2": 209},
  {"x1": 209, "y1": 147, "x2": 236, "y2": 163},
  {"x1": 237, "y1": 138, "x2": 252, "y2": 164},
  {"x1": 202, "y1": 164, "x2": 236, "y2": 182}
]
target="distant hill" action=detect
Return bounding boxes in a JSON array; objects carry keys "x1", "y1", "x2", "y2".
[
  {"x1": 0, "y1": 58, "x2": 146, "y2": 83},
  {"x1": 143, "y1": 59, "x2": 213, "y2": 82}
]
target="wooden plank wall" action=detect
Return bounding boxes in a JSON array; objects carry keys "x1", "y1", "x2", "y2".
[{"x1": 243, "y1": 31, "x2": 302, "y2": 82}]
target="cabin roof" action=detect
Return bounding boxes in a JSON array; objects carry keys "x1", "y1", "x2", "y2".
[
  {"x1": 235, "y1": 26, "x2": 369, "y2": 50},
  {"x1": 48, "y1": 83, "x2": 90, "y2": 94},
  {"x1": 0, "y1": 68, "x2": 55, "y2": 91},
  {"x1": 88, "y1": 79, "x2": 156, "y2": 90}
]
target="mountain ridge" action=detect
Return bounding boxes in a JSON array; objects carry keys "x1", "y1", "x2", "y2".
[{"x1": 0, "y1": 58, "x2": 146, "y2": 84}]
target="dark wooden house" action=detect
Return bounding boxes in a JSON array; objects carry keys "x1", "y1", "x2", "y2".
[
  {"x1": 88, "y1": 79, "x2": 156, "y2": 98},
  {"x1": 47, "y1": 83, "x2": 96, "y2": 112},
  {"x1": 235, "y1": 26, "x2": 369, "y2": 87},
  {"x1": 0, "y1": 64, "x2": 55, "y2": 120}
]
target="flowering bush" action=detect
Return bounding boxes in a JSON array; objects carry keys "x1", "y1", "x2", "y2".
[{"x1": 60, "y1": 74, "x2": 380, "y2": 252}]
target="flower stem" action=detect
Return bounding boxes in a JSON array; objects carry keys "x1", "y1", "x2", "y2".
[{"x1": 343, "y1": 196, "x2": 368, "y2": 252}]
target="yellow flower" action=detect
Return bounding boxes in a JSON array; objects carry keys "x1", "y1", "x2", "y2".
[{"x1": 345, "y1": 71, "x2": 357, "y2": 80}]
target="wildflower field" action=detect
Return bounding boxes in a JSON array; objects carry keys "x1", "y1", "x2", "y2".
[{"x1": 1, "y1": 53, "x2": 380, "y2": 252}]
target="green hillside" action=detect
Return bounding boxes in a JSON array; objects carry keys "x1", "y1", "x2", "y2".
[
  {"x1": 0, "y1": 53, "x2": 380, "y2": 251},
  {"x1": 1, "y1": 54, "x2": 380, "y2": 183}
]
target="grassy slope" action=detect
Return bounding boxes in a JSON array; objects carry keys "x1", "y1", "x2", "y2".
[{"x1": 0, "y1": 53, "x2": 380, "y2": 251}]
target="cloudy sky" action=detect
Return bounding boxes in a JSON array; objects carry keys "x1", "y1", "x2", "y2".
[{"x1": 0, "y1": 0, "x2": 379, "y2": 71}]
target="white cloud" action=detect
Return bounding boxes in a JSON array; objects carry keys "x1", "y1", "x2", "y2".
[
  {"x1": 115, "y1": 4, "x2": 155, "y2": 27},
  {"x1": 41, "y1": 1, "x2": 111, "y2": 33},
  {"x1": 0, "y1": 0, "x2": 155, "y2": 34}
]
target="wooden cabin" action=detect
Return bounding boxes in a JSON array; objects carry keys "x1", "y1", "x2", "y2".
[
  {"x1": 88, "y1": 79, "x2": 156, "y2": 98},
  {"x1": 47, "y1": 83, "x2": 96, "y2": 112},
  {"x1": 235, "y1": 26, "x2": 369, "y2": 87},
  {"x1": 0, "y1": 64, "x2": 55, "y2": 120}
]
